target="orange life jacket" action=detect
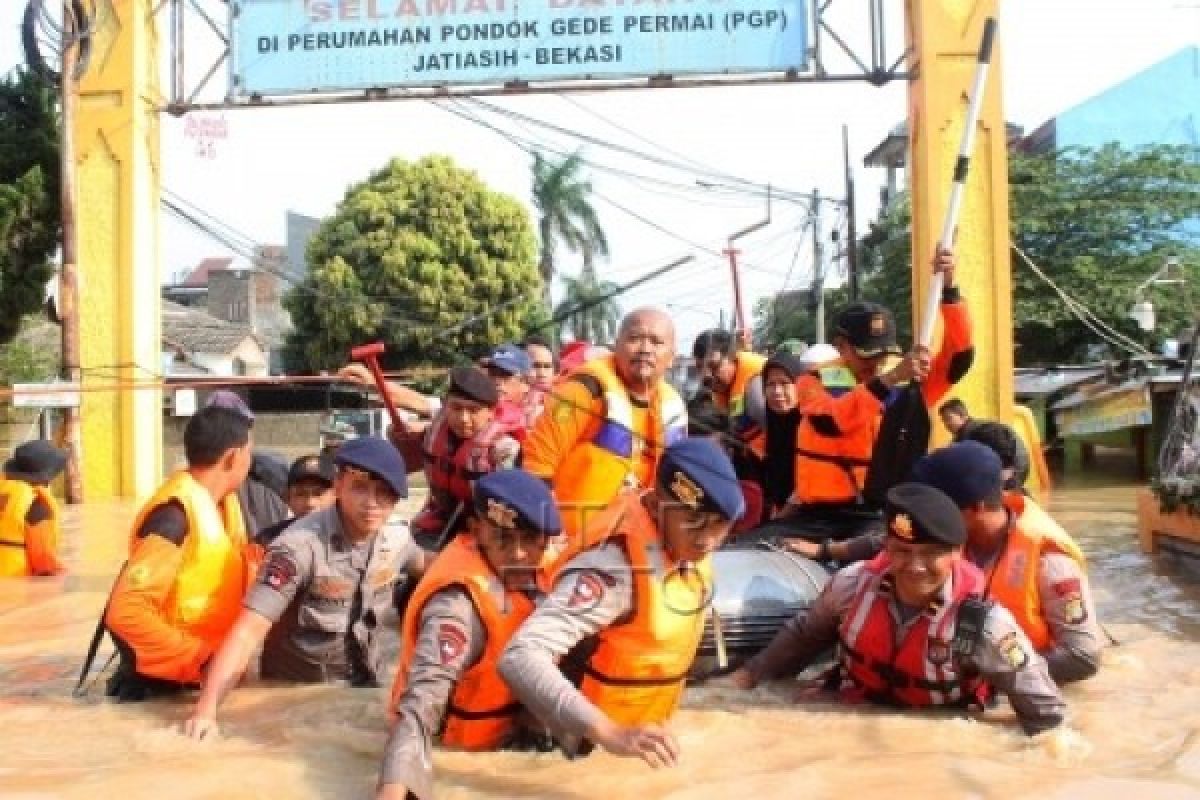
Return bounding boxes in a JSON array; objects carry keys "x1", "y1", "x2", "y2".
[
  {"x1": 716, "y1": 352, "x2": 767, "y2": 459},
  {"x1": 552, "y1": 356, "x2": 687, "y2": 535},
  {"x1": 391, "y1": 535, "x2": 539, "y2": 749},
  {"x1": 0, "y1": 479, "x2": 59, "y2": 577},
  {"x1": 980, "y1": 493, "x2": 1087, "y2": 651},
  {"x1": 551, "y1": 492, "x2": 710, "y2": 726},
  {"x1": 121, "y1": 471, "x2": 251, "y2": 649},
  {"x1": 837, "y1": 553, "x2": 988, "y2": 708},
  {"x1": 794, "y1": 364, "x2": 880, "y2": 505}
]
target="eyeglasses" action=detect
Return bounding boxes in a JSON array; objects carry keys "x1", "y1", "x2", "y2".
[{"x1": 531, "y1": 362, "x2": 554, "y2": 370}]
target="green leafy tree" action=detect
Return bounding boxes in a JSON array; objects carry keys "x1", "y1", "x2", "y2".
[
  {"x1": 0, "y1": 69, "x2": 60, "y2": 345},
  {"x1": 1009, "y1": 144, "x2": 1200, "y2": 363},
  {"x1": 844, "y1": 145, "x2": 1200, "y2": 365},
  {"x1": 531, "y1": 151, "x2": 608, "y2": 304},
  {"x1": 554, "y1": 264, "x2": 621, "y2": 345},
  {"x1": 753, "y1": 286, "x2": 851, "y2": 350},
  {"x1": 0, "y1": 316, "x2": 56, "y2": 384},
  {"x1": 283, "y1": 155, "x2": 542, "y2": 371}
]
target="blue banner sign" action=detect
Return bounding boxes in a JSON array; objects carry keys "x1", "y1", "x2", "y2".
[{"x1": 229, "y1": 0, "x2": 808, "y2": 95}]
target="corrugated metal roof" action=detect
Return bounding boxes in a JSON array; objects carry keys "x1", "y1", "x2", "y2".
[{"x1": 1014, "y1": 368, "x2": 1105, "y2": 398}]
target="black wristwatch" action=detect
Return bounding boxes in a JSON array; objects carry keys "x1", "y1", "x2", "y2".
[{"x1": 817, "y1": 539, "x2": 832, "y2": 561}]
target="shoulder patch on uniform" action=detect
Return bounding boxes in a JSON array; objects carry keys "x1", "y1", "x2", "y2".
[
  {"x1": 1052, "y1": 577, "x2": 1081, "y2": 597},
  {"x1": 1054, "y1": 578, "x2": 1087, "y2": 625},
  {"x1": 568, "y1": 572, "x2": 607, "y2": 609},
  {"x1": 998, "y1": 631, "x2": 1029, "y2": 669},
  {"x1": 437, "y1": 622, "x2": 468, "y2": 665},
  {"x1": 261, "y1": 551, "x2": 298, "y2": 590}
]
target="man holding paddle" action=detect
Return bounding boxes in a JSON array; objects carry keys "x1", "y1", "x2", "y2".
[{"x1": 755, "y1": 247, "x2": 973, "y2": 546}]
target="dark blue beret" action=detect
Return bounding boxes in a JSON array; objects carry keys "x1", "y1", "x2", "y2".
[
  {"x1": 474, "y1": 470, "x2": 562, "y2": 536},
  {"x1": 912, "y1": 441, "x2": 1004, "y2": 509},
  {"x1": 657, "y1": 438, "x2": 745, "y2": 522},
  {"x1": 885, "y1": 483, "x2": 966, "y2": 546},
  {"x1": 334, "y1": 438, "x2": 408, "y2": 498}
]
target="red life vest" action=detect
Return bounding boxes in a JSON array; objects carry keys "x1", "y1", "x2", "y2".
[
  {"x1": 415, "y1": 410, "x2": 522, "y2": 534},
  {"x1": 837, "y1": 553, "x2": 988, "y2": 708}
]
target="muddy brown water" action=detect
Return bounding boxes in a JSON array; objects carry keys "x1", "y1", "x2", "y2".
[{"x1": 4, "y1": 481, "x2": 1200, "y2": 799}]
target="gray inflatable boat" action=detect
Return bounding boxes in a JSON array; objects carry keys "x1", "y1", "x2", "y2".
[{"x1": 691, "y1": 539, "x2": 829, "y2": 679}]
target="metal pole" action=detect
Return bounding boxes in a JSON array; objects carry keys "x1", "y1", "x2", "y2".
[
  {"x1": 811, "y1": 189, "x2": 825, "y2": 344},
  {"x1": 843, "y1": 124, "x2": 859, "y2": 301},
  {"x1": 59, "y1": 2, "x2": 84, "y2": 504}
]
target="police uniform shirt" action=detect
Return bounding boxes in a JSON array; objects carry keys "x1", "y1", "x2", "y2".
[
  {"x1": 244, "y1": 505, "x2": 424, "y2": 684},
  {"x1": 378, "y1": 586, "x2": 491, "y2": 800},
  {"x1": 498, "y1": 542, "x2": 638, "y2": 742},
  {"x1": 968, "y1": 543, "x2": 1103, "y2": 684},
  {"x1": 743, "y1": 561, "x2": 1067, "y2": 736}
]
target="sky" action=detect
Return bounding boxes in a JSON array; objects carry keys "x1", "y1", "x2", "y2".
[{"x1": 2, "y1": 0, "x2": 1198, "y2": 350}]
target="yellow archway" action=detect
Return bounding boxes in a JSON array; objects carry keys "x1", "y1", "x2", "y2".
[{"x1": 75, "y1": 0, "x2": 1009, "y2": 499}]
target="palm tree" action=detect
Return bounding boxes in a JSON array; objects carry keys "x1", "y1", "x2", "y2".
[
  {"x1": 554, "y1": 260, "x2": 621, "y2": 345},
  {"x1": 531, "y1": 151, "x2": 609, "y2": 304}
]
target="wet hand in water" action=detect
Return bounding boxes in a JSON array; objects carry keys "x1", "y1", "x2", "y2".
[
  {"x1": 593, "y1": 721, "x2": 680, "y2": 768},
  {"x1": 182, "y1": 714, "x2": 219, "y2": 741}
]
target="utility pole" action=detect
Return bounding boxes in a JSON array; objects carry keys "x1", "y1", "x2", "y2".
[
  {"x1": 843, "y1": 124, "x2": 859, "y2": 301},
  {"x1": 723, "y1": 185, "x2": 772, "y2": 349},
  {"x1": 811, "y1": 188, "x2": 826, "y2": 344},
  {"x1": 59, "y1": 2, "x2": 84, "y2": 503}
]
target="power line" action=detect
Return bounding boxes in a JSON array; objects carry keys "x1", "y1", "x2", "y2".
[
  {"x1": 464, "y1": 97, "x2": 812, "y2": 201},
  {"x1": 557, "y1": 94, "x2": 733, "y2": 178}
]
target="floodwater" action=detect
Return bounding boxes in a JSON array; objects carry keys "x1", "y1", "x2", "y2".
[{"x1": 4, "y1": 479, "x2": 1200, "y2": 799}]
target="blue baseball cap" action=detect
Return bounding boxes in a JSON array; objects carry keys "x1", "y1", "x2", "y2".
[
  {"x1": 474, "y1": 470, "x2": 562, "y2": 536},
  {"x1": 486, "y1": 344, "x2": 533, "y2": 377},
  {"x1": 911, "y1": 441, "x2": 1004, "y2": 509},
  {"x1": 657, "y1": 438, "x2": 745, "y2": 522},
  {"x1": 333, "y1": 438, "x2": 408, "y2": 498}
]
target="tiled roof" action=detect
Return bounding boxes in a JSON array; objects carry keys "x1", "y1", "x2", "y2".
[{"x1": 162, "y1": 301, "x2": 258, "y2": 354}]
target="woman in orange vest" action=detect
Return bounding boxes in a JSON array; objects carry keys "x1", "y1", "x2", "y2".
[
  {"x1": 499, "y1": 438, "x2": 744, "y2": 767},
  {"x1": 99, "y1": 405, "x2": 255, "y2": 701},
  {"x1": 0, "y1": 440, "x2": 68, "y2": 577},
  {"x1": 377, "y1": 470, "x2": 560, "y2": 800},
  {"x1": 912, "y1": 441, "x2": 1101, "y2": 684}
]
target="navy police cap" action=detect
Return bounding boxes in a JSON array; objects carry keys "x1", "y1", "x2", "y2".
[
  {"x1": 657, "y1": 437, "x2": 745, "y2": 522},
  {"x1": 334, "y1": 437, "x2": 408, "y2": 498},
  {"x1": 884, "y1": 483, "x2": 966, "y2": 547},
  {"x1": 474, "y1": 470, "x2": 562, "y2": 536},
  {"x1": 912, "y1": 441, "x2": 1004, "y2": 509}
]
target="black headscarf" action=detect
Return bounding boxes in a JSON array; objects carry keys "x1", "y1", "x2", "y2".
[{"x1": 761, "y1": 353, "x2": 805, "y2": 508}]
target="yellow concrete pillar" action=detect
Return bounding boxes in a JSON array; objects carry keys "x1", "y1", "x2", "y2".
[
  {"x1": 74, "y1": 0, "x2": 162, "y2": 498},
  {"x1": 906, "y1": 1, "x2": 1012, "y2": 438}
]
